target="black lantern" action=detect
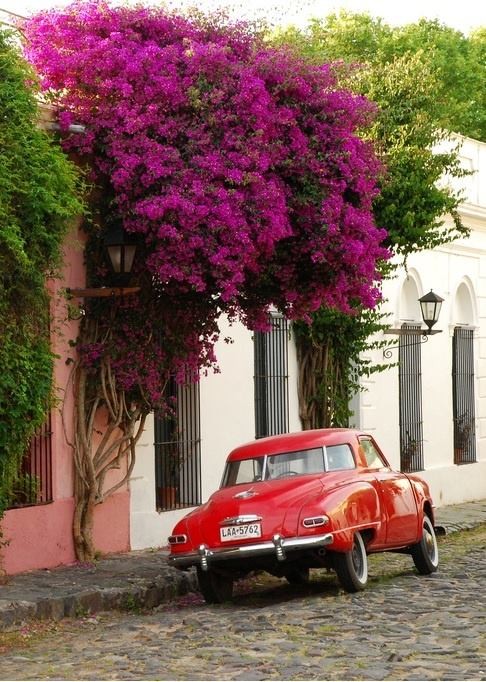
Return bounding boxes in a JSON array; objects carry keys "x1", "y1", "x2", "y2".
[
  {"x1": 104, "y1": 220, "x2": 137, "y2": 284},
  {"x1": 383, "y1": 289, "x2": 445, "y2": 356},
  {"x1": 66, "y1": 218, "x2": 140, "y2": 301},
  {"x1": 419, "y1": 290, "x2": 444, "y2": 332}
]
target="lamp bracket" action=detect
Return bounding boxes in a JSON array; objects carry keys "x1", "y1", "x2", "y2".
[
  {"x1": 383, "y1": 329, "x2": 442, "y2": 359},
  {"x1": 383, "y1": 328, "x2": 442, "y2": 336},
  {"x1": 66, "y1": 286, "x2": 140, "y2": 298}
]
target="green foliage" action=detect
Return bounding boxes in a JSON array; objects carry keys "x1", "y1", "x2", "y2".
[
  {"x1": 273, "y1": 13, "x2": 472, "y2": 256},
  {"x1": 0, "y1": 28, "x2": 82, "y2": 519},
  {"x1": 294, "y1": 306, "x2": 391, "y2": 427},
  {"x1": 0, "y1": 323, "x2": 53, "y2": 517},
  {"x1": 353, "y1": 53, "x2": 469, "y2": 253},
  {"x1": 272, "y1": 11, "x2": 483, "y2": 427},
  {"x1": 393, "y1": 19, "x2": 486, "y2": 142},
  {"x1": 275, "y1": 12, "x2": 486, "y2": 142}
]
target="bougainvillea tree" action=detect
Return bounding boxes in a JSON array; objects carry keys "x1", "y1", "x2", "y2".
[{"x1": 23, "y1": 0, "x2": 389, "y2": 559}]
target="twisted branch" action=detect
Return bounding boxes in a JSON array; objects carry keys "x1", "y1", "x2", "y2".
[{"x1": 70, "y1": 315, "x2": 150, "y2": 561}]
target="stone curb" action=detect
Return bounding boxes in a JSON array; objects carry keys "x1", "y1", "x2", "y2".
[
  {"x1": 0, "y1": 566, "x2": 198, "y2": 630},
  {"x1": 0, "y1": 510, "x2": 484, "y2": 631}
]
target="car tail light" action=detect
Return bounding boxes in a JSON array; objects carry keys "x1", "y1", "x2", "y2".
[
  {"x1": 168, "y1": 534, "x2": 188, "y2": 545},
  {"x1": 303, "y1": 515, "x2": 329, "y2": 528}
]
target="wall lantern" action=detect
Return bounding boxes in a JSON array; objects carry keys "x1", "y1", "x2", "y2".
[
  {"x1": 66, "y1": 221, "x2": 140, "y2": 301},
  {"x1": 419, "y1": 290, "x2": 444, "y2": 333},
  {"x1": 104, "y1": 220, "x2": 138, "y2": 283},
  {"x1": 383, "y1": 290, "x2": 444, "y2": 358}
]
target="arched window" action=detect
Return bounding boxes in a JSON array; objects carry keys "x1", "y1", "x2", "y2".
[
  {"x1": 452, "y1": 283, "x2": 476, "y2": 465},
  {"x1": 398, "y1": 277, "x2": 424, "y2": 472},
  {"x1": 254, "y1": 312, "x2": 289, "y2": 438}
]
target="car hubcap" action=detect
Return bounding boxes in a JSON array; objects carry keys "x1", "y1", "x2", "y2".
[
  {"x1": 424, "y1": 520, "x2": 438, "y2": 565},
  {"x1": 352, "y1": 542, "x2": 364, "y2": 578}
]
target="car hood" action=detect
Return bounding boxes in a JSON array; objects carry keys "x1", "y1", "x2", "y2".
[{"x1": 180, "y1": 476, "x2": 325, "y2": 547}]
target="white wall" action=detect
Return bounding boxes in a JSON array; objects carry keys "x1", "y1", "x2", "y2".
[
  {"x1": 130, "y1": 315, "x2": 301, "y2": 549},
  {"x1": 354, "y1": 136, "x2": 486, "y2": 507}
]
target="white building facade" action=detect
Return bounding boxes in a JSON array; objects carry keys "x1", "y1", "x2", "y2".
[
  {"x1": 358, "y1": 136, "x2": 486, "y2": 507},
  {"x1": 130, "y1": 136, "x2": 486, "y2": 550}
]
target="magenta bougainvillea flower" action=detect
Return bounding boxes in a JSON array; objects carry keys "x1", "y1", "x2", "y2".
[{"x1": 24, "y1": 1, "x2": 389, "y2": 405}]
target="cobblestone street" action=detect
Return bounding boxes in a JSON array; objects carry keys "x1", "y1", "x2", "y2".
[{"x1": 0, "y1": 525, "x2": 485, "y2": 681}]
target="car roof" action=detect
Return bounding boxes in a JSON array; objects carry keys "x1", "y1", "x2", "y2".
[{"x1": 227, "y1": 428, "x2": 369, "y2": 462}]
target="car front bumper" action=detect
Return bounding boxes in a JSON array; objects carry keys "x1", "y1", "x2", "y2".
[{"x1": 168, "y1": 532, "x2": 334, "y2": 571}]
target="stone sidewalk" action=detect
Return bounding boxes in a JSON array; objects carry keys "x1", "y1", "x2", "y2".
[{"x1": 0, "y1": 499, "x2": 485, "y2": 630}]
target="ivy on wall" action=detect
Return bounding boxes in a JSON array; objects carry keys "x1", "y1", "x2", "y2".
[{"x1": 0, "y1": 27, "x2": 82, "y2": 522}]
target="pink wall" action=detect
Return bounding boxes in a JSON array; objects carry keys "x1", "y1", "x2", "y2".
[
  {"x1": 1, "y1": 491, "x2": 130, "y2": 575},
  {"x1": 1, "y1": 219, "x2": 132, "y2": 575}
]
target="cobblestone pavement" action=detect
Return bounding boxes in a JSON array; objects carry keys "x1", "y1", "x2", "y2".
[{"x1": 0, "y1": 525, "x2": 485, "y2": 681}]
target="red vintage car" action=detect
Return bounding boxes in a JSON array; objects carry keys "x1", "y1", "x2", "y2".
[{"x1": 168, "y1": 429, "x2": 439, "y2": 603}]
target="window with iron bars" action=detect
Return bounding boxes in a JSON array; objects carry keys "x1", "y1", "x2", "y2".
[
  {"x1": 452, "y1": 327, "x2": 476, "y2": 465},
  {"x1": 7, "y1": 413, "x2": 53, "y2": 509},
  {"x1": 254, "y1": 312, "x2": 289, "y2": 439},
  {"x1": 399, "y1": 324, "x2": 424, "y2": 472},
  {"x1": 154, "y1": 377, "x2": 201, "y2": 511}
]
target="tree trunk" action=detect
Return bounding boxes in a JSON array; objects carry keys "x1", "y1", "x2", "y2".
[
  {"x1": 296, "y1": 334, "x2": 351, "y2": 430},
  {"x1": 67, "y1": 319, "x2": 148, "y2": 562}
]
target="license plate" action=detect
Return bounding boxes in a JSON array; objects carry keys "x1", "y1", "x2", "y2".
[{"x1": 220, "y1": 523, "x2": 262, "y2": 542}]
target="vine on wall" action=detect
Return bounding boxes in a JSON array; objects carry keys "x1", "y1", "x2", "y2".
[
  {"x1": 294, "y1": 307, "x2": 391, "y2": 429},
  {"x1": 0, "y1": 27, "x2": 82, "y2": 525}
]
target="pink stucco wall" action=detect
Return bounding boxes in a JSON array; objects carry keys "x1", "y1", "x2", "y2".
[
  {"x1": 1, "y1": 218, "x2": 132, "y2": 575},
  {"x1": 1, "y1": 491, "x2": 130, "y2": 575}
]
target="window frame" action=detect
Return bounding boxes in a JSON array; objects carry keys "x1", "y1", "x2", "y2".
[
  {"x1": 154, "y1": 376, "x2": 202, "y2": 511},
  {"x1": 253, "y1": 312, "x2": 290, "y2": 439}
]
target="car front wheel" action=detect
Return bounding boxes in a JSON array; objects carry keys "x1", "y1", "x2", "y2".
[
  {"x1": 411, "y1": 515, "x2": 439, "y2": 575},
  {"x1": 333, "y1": 531, "x2": 368, "y2": 592},
  {"x1": 196, "y1": 567, "x2": 233, "y2": 604}
]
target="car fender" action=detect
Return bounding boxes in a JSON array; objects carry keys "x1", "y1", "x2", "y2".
[
  {"x1": 406, "y1": 474, "x2": 435, "y2": 528},
  {"x1": 294, "y1": 479, "x2": 382, "y2": 552}
]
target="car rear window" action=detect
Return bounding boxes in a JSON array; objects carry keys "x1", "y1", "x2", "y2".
[
  {"x1": 267, "y1": 447, "x2": 325, "y2": 478},
  {"x1": 221, "y1": 447, "x2": 325, "y2": 486},
  {"x1": 221, "y1": 443, "x2": 358, "y2": 487}
]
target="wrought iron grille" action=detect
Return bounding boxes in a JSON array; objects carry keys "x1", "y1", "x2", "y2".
[
  {"x1": 154, "y1": 377, "x2": 201, "y2": 511},
  {"x1": 254, "y1": 313, "x2": 289, "y2": 439},
  {"x1": 399, "y1": 324, "x2": 424, "y2": 472},
  {"x1": 452, "y1": 327, "x2": 476, "y2": 464},
  {"x1": 7, "y1": 413, "x2": 53, "y2": 508}
]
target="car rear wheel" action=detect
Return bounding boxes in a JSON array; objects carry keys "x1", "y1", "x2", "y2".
[
  {"x1": 333, "y1": 532, "x2": 368, "y2": 592},
  {"x1": 411, "y1": 515, "x2": 439, "y2": 575},
  {"x1": 284, "y1": 566, "x2": 310, "y2": 585},
  {"x1": 196, "y1": 567, "x2": 233, "y2": 604}
]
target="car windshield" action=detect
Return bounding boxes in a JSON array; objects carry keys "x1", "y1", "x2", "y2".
[{"x1": 221, "y1": 447, "x2": 326, "y2": 487}]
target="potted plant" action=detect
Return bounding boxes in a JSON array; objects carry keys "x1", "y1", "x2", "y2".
[
  {"x1": 454, "y1": 413, "x2": 474, "y2": 464},
  {"x1": 157, "y1": 441, "x2": 184, "y2": 510},
  {"x1": 401, "y1": 437, "x2": 422, "y2": 472}
]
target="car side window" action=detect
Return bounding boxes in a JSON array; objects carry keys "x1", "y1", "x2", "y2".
[
  {"x1": 223, "y1": 459, "x2": 263, "y2": 486},
  {"x1": 326, "y1": 444, "x2": 356, "y2": 471},
  {"x1": 359, "y1": 438, "x2": 386, "y2": 469}
]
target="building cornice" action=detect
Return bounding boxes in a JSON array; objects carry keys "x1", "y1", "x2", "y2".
[{"x1": 459, "y1": 203, "x2": 486, "y2": 223}]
